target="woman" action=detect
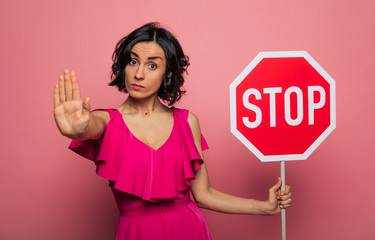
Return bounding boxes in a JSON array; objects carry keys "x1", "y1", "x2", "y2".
[{"x1": 54, "y1": 22, "x2": 292, "y2": 240}]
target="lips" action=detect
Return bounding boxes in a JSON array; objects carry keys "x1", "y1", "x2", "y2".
[{"x1": 131, "y1": 84, "x2": 144, "y2": 90}]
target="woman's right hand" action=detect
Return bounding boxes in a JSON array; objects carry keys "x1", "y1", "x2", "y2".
[{"x1": 53, "y1": 69, "x2": 91, "y2": 139}]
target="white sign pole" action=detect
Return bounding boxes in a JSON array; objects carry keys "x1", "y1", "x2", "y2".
[{"x1": 281, "y1": 161, "x2": 286, "y2": 240}]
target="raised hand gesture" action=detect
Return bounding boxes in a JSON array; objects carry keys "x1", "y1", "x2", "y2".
[{"x1": 53, "y1": 70, "x2": 91, "y2": 139}]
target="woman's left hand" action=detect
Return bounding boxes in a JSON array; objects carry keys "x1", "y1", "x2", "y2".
[{"x1": 266, "y1": 177, "x2": 292, "y2": 215}]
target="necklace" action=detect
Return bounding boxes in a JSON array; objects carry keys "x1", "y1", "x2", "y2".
[{"x1": 125, "y1": 99, "x2": 161, "y2": 117}]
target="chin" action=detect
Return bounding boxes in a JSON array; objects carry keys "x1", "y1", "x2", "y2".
[{"x1": 128, "y1": 91, "x2": 158, "y2": 100}]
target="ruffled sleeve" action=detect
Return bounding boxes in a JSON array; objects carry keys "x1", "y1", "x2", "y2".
[
  {"x1": 173, "y1": 107, "x2": 208, "y2": 175},
  {"x1": 68, "y1": 108, "x2": 129, "y2": 179},
  {"x1": 68, "y1": 109, "x2": 111, "y2": 162},
  {"x1": 68, "y1": 139, "x2": 99, "y2": 162}
]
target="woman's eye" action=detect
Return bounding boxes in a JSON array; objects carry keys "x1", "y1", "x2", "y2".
[
  {"x1": 148, "y1": 63, "x2": 157, "y2": 70},
  {"x1": 129, "y1": 60, "x2": 137, "y2": 65}
]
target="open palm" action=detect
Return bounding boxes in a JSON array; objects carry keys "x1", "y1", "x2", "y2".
[{"x1": 53, "y1": 70, "x2": 91, "y2": 138}]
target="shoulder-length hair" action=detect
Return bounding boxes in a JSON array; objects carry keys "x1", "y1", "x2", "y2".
[{"x1": 109, "y1": 22, "x2": 189, "y2": 105}]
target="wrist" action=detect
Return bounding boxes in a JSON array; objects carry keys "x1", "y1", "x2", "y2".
[
  {"x1": 63, "y1": 124, "x2": 90, "y2": 140},
  {"x1": 260, "y1": 201, "x2": 278, "y2": 216},
  {"x1": 67, "y1": 117, "x2": 92, "y2": 140}
]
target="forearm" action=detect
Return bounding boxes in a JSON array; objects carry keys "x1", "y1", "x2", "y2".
[
  {"x1": 194, "y1": 187, "x2": 274, "y2": 215},
  {"x1": 188, "y1": 114, "x2": 290, "y2": 215}
]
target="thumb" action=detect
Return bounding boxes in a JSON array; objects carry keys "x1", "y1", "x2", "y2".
[
  {"x1": 270, "y1": 177, "x2": 282, "y2": 193},
  {"x1": 82, "y1": 97, "x2": 91, "y2": 114},
  {"x1": 268, "y1": 177, "x2": 282, "y2": 206}
]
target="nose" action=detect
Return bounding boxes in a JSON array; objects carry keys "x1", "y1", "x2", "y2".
[{"x1": 134, "y1": 65, "x2": 144, "y2": 80}]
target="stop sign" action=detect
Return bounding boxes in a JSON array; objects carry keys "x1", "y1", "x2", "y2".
[{"x1": 230, "y1": 51, "x2": 336, "y2": 162}]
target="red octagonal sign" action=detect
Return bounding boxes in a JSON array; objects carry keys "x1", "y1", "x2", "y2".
[{"x1": 230, "y1": 51, "x2": 336, "y2": 162}]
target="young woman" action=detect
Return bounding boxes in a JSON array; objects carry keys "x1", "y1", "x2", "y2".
[{"x1": 54, "y1": 22, "x2": 292, "y2": 240}]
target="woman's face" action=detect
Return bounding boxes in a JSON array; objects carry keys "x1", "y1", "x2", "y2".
[{"x1": 124, "y1": 41, "x2": 167, "y2": 100}]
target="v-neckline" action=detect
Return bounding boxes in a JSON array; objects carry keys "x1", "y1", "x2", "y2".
[{"x1": 115, "y1": 107, "x2": 175, "y2": 151}]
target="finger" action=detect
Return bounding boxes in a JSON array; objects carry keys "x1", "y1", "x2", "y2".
[
  {"x1": 279, "y1": 193, "x2": 292, "y2": 201},
  {"x1": 65, "y1": 70, "x2": 73, "y2": 101},
  {"x1": 71, "y1": 71, "x2": 82, "y2": 100},
  {"x1": 280, "y1": 185, "x2": 291, "y2": 196},
  {"x1": 279, "y1": 198, "x2": 292, "y2": 208},
  {"x1": 280, "y1": 192, "x2": 292, "y2": 200},
  {"x1": 59, "y1": 75, "x2": 66, "y2": 103},
  {"x1": 54, "y1": 84, "x2": 60, "y2": 108},
  {"x1": 82, "y1": 97, "x2": 91, "y2": 114},
  {"x1": 281, "y1": 198, "x2": 292, "y2": 205},
  {"x1": 279, "y1": 204, "x2": 291, "y2": 209}
]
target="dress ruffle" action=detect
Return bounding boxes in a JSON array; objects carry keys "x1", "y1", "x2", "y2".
[{"x1": 69, "y1": 107, "x2": 208, "y2": 202}]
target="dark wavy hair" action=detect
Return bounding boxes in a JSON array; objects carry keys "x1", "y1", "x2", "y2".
[{"x1": 109, "y1": 22, "x2": 189, "y2": 105}]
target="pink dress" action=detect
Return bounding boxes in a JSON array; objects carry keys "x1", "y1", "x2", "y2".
[{"x1": 69, "y1": 107, "x2": 212, "y2": 240}]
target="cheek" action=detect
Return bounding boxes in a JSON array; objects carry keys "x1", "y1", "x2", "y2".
[
  {"x1": 154, "y1": 74, "x2": 164, "y2": 86},
  {"x1": 124, "y1": 67, "x2": 131, "y2": 80},
  {"x1": 124, "y1": 66, "x2": 129, "y2": 77}
]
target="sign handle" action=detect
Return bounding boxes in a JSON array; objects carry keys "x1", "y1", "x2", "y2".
[{"x1": 281, "y1": 160, "x2": 286, "y2": 240}]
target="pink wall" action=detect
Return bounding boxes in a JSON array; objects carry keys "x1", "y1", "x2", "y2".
[{"x1": 1, "y1": 0, "x2": 374, "y2": 239}]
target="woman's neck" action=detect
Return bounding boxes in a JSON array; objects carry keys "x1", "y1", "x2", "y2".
[{"x1": 121, "y1": 96, "x2": 166, "y2": 117}]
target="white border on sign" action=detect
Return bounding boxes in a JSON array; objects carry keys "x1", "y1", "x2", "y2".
[{"x1": 230, "y1": 51, "x2": 336, "y2": 162}]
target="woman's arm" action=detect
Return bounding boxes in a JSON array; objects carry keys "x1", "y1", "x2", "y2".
[
  {"x1": 189, "y1": 112, "x2": 292, "y2": 215},
  {"x1": 53, "y1": 70, "x2": 109, "y2": 141}
]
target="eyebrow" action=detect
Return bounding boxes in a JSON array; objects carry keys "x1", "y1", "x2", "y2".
[{"x1": 130, "y1": 51, "x2": 163, "y2": 61}]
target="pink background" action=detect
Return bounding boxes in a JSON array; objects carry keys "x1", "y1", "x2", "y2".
[{"x1": 1, "y1": 0, "x2": 374, "y2": 239}]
